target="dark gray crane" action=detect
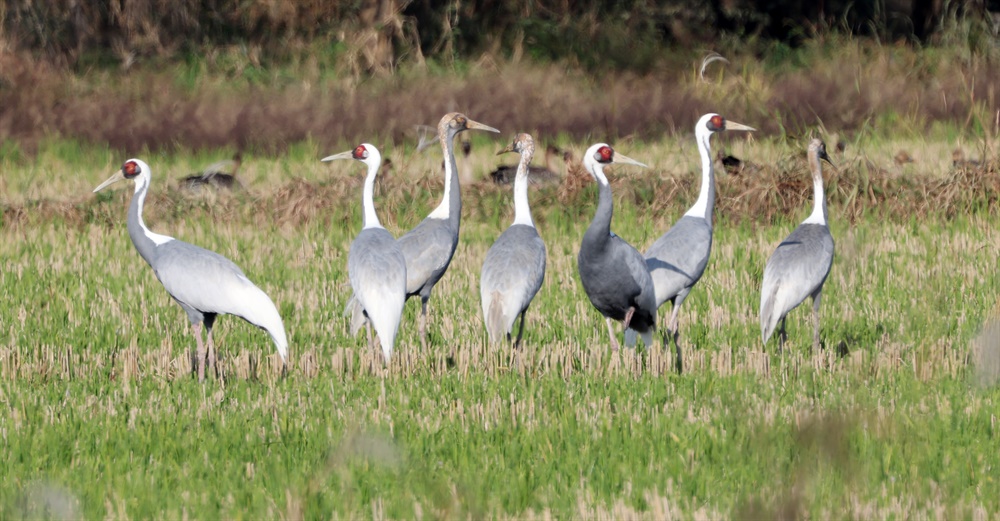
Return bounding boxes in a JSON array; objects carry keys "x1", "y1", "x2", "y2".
[{"x1": 577, "y1": 143, "x2": 656, "y2": 349}]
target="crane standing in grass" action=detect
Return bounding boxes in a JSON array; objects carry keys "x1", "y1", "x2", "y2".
[
  {"x1": 344, "y1": 113, "x2": 499, "y2": 348},
  {"x1": 644, "y1": 113, "x2": 754, "y2": 371},
  {"x1": 323, "y1": 144, "x2": 406, "y2": 363},
  {"x1": 94, "y1": 159, "x2": 288, "y2": 381},
  {"x1": 480, "y1": 133, "x2": 547, "y2": 347},
  {"x1": 577, "y1": 143, "x2": 656, "y2": 349},
  {"x1": 760, "y1": 138, "x2": 835, "y2": 352}
]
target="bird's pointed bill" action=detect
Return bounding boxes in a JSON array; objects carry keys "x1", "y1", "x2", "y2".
[
  {"x1": 726, "y1": 121, "x2": 756, "y2": 132},
  {"x1": 321, "y1": 151, "x2": 355, "y2": 162},
  {"x1": 612, "y1": 152, "x2": 648, "y2": 168},
  {"x1": 93, "y1": 170, "x2": 126, "y2": 193},
  {"x1": 496, "y1": 143, "x2": 515, "y2": 155},
  {"x1": 465, "y1": 119, "x2": 500, "y2": 134}
]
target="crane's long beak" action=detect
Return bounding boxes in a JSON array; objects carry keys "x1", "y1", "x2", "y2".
[
  {"x1": 726, "y1": 121, "x2": 756, "y2": 132},
  {"x1": 466, "y1": 118, "x2": 500, "y2": 134},
  {"x1": 321, "y1": 151, "x2": 354, "y2": 162},
  {"x1": 612, "y1": 152, "x2": 648, "y2": 168},
  {"x1": 93, "y1": 171, "x2": 125, "y2": 193},
  {"x1": 496, "y1": 143, "x2": 515, "y2": 155}
]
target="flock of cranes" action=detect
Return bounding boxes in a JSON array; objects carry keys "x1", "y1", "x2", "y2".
[{"x1": 93, "y1": 111, "x2": 835, "y2": 379}]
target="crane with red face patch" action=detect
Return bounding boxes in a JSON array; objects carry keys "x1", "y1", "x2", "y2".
[
  {"x1": 343, "y1": 112, "x2": 500, "y2": 348},
  {"x1": 322, "y1": 143, "x2": 406, "y2": 364},
  {"x1": 93, "y1": 159, "x2": 288, "y2": 381},
  {"x1": 644, "y1": 113, "x2": 754, "y2": 372},
  {"x1": 576, "y1": 143, "x2": 657, "y2": 349}
]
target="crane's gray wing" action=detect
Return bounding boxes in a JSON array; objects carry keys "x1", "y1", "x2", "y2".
[
  {"x1": 480, "y1": 225, "x2": 546, "y2": 336},
  {"x1": 760, "y1": 223, "x2": 834, "y2": 333},
  {"x1": 397, "y1": 218, "x2": 457, "y2": 295},
  {"x1": 154, "y1": 240, "x2": 279, "y2": 328},
  {"x1": 644, "y1": 216, "x2": 712, "y2": 307},
  {"x1": 348, "y1": 228, "x2": 407, "y2": 348}
]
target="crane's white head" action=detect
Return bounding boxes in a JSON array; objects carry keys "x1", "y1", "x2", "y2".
[
  {"x1": 321, "y1": 143, "x2": 382, "y2": 169},
  {"x1": 582, "y1": 143, "x2": 647, "y2": 185},
  {"x1": 93, "y1": 158, "x2": 151, "y2": 194},
  {"x1": 696, "y1": 113, "x2": 755, "y2": 140}
]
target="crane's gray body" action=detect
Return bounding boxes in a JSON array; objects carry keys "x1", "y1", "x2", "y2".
[
  {"x1": 578, "y1": 177, "x2": 657, "y2": 341},
  {"x1": 481, "y1": 224, "x2": 546, "y2": 342},
  {"x1": 349, "y1": 226, "x2": 406, "y2": 358},
  {"x1": 397, "y1": 211, "x2": 459, "y2": 301},
  {"x1": 759, "y1": 223, "x2": 834, "y2": 342},
  {"x1": 759, "y1": 138, "x2": 835, "y2": 349},
  {"x1": 127, "y1": 188, "x2": 287, "y2": 354},
  {"x1": 644, "y1": 215, "x2": 712, "y2": 309}
]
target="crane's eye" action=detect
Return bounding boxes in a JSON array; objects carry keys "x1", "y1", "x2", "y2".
[
  {"x1": 596, "y1": 145, "x2": 614, "y2": 163},
  {"x1": 122, "y1": 161, "x2": 141, "y2": 178},
  {"x1": 708, "y1": 115, "x2": 725, "y2": 131},
  {"x1": 353, "y1": 145, "x2": 367, "y2": 159}
]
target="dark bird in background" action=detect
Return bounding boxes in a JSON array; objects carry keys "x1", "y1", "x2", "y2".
[
  {"x1": 181, "y1": 153, "x2": 243, "y2": 191},
  {"x1": 491, "y1": 144, "x2": 563, "y2": 185}
]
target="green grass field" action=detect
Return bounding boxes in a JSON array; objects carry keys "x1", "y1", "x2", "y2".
[{"x1": 2, "y1": 131, "x2": 999, "y2": 519}]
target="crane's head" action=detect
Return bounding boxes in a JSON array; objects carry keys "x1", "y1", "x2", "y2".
[
  {"x1": 321, "y1": 143, "x2": 383, "y2": 170},
  {"x1": 582, "y1": 143, "x2": 647, "y2": 183},
  {"x1": 93, "y1": 158, "x2": 151, "y2": 193},
  {"x1": 808, "y1": 138, "x2": 834, "y2": 167},
  {"x1": 496, "y1": 133, "x2": 535, "y2": 157},
  {"x1": 698, "y1": 113, "x2": 755, "y2": 137},
  {"x1": 439, "y1": 112, "x2": 500, "y2": 141}
]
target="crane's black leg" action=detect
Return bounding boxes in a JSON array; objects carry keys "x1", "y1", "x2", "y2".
[
  {"x1": 513, "y1": 310, "x2": 527, "y2": 350},
  {"x1": 204, "y1": 314, "x2": 218, "y2": 380}
]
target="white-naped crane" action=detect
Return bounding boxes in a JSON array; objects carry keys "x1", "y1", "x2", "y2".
[
  {"x1": 480, "y1": 133, "x2": 547, "y2": 347},
  {"x1": 344, "y1": 112, "x2": 500, "y2": 348},
  {"x1": 322, "y1": 144, "x2": 406, "y2": 363},
  {"x1": 644, "y1": 113, "x2": 754, "y2": 371},
  {"x1": 760, "y1": 138, "x2": 835, "y2": 352},
  {"x1": 577, "y1": 143, "x2": 656, "y2": 349},
  {"x1": 94, "y1": 159, "x2": 288, "y2": 381}
]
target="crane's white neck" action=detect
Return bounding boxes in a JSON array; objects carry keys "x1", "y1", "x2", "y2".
[
  {"x1": 132, "y1": 175, "x2": 174, "y2": 246},
  {"x1": 512, "y1": 158, "x2": 534, "y2": 228},
  {"x1": 428, "y1": 132, "x2": 458, "y2": 220},
  {"x1": 803, "y1": 157, "x2": 828, "y2": 225},
  {"x1": 361, "y1": 160, "x2": 383, "y2": 229},
  {"x1": 684, "y1": 128, "x2": 715, "y2": 223}
]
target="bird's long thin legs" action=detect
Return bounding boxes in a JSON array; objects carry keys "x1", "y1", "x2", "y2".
[
  {"x1": 669, "y1": 305, "x2": 684, "y2": 374},
  {"x1": 513, "y1": 310, "x2": 527, "y2": 349},
  {"x1": 192, "y1": 322, "x2": 206, "y2": 382},
  {"x1": 812, "y1": 290, "x2": 824, "y2": 351},
  {"x1": 778, "y1": 317, "x2": 788, "y2": 354},
  {"x1": 623, "y1": 306, "x2": 636, "y2": 329},
  {"x1": 206, "y1": 328, "x2": 217, "y2": 380},
  {"x1": 605, "y1": 317, "x2": 620, "y2": 351},
  {"x1": 419, "y1": 296, "x2": 429, "y2": 350}
]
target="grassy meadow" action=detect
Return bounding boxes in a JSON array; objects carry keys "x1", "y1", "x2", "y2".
[{"x1": 2, "y1": 123, "x2": 1000, "y2": 519}]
